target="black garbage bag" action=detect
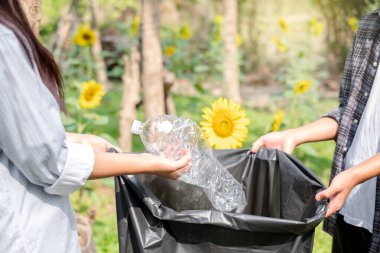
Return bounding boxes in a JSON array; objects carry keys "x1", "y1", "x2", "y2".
[{"x1": 114, "y1": 148, "x2": 327, "y2": 253}]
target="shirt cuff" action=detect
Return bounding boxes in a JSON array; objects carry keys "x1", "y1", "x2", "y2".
[{"x1": 44, "y1": 141, "x2": 95, "y2": 195}]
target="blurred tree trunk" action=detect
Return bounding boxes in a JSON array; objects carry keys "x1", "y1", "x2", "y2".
[
  {"x1": 90, "y1": 0, "x2": 110, "y2": 90},
  {"x1": 20, "y1": 0, "x2": 41, "y2": 36},
  {"x1": 164, "y1": 70, "x2": 176, "y2": 115},
  {"x1": 160, "y1": 0, "x2": 180, "y2": 25},
  {"x1": 141, "y1": 0, "x2": 165, "y2": 118},
  {"x1": 223, "y1": 0, "x2": 241, "y2": 103},
  {"x1": 119, "y1": 48, "x2": 141, "y2": 152},
  {"x1": 245, "y1": 0, "x2": 258, "y2": 73},
  {"x1": 49, "y1": 0, "x2": 78, "y2": 59}
]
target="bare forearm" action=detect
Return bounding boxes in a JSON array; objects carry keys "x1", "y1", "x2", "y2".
[
  {"x1": 287, "y1": 117, "x2": 339, "y2": 145},
  {"x1": 89, "y1": 152, "x2": 151, "y2": 179},
  {"x1": 316, "y1": 153, "x2": 380, "y2": 217},
  {"x1": 350, "y1": 153, "x2": 380, "y2": 185},
  {"x1": 251, "y1": 117, "x2": 339, "y2": 154},
  {"x1": 88, "y1": 152, "x2": 191, "y2": 180}
]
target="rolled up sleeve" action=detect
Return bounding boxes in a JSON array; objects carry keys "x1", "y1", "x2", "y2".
[
  {"x1": 323, "y1": 107, "x2": 343, "y2": 125},
  {"x1": 0, "y1": 29, "x2": 94, "y2": 195},
  {"x1": 45, "y1": 141, "x2": 95, "y2": 195}
]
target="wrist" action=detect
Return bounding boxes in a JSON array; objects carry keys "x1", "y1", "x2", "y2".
[
  {"x1": 348, "y1": 165, "x2": 367, "y2": 187},
  {"x1": 342, "y1": 169, "x2": 359, "y2": 192},
  {"x1": 138, "y1": 153, "x2": 157, "y2": 174},
  {"x1": 284, "y1": 129, "x2": 302, "y2": 146}
]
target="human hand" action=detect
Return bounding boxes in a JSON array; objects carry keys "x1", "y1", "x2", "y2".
[
  {"x1": 251, "y1": 130, "x2": 298, "y2": 154},
  {"x1": 142, "y1": 153, "x2": 192, "y2": 180},
  {"x1": 67, "y1": 132, "x2": 123, "y2": 153},
  {"x1": 315, "y1": 170, "x2": 356, "y2": 217}
]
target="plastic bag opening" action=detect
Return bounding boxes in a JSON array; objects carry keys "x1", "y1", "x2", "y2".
[{"x1": 138, "y1": 148, "x2": 325, "y2": 222}]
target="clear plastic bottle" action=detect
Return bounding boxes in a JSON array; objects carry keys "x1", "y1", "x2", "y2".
[{"x1": 131, "y1": 115, "x2": 247, "y2": 211}]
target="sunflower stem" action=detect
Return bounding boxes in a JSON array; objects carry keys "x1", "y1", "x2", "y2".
[{"x1": 86, "y1": 46, "x2": 93, "y2": 79}]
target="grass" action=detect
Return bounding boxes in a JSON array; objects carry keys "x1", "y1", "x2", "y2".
[{"x1": 70, "y1": 87, "x2": 337, "y2": 253}]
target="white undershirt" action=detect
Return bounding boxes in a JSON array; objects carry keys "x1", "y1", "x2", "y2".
[{"x1": 340, "y1": 65, "x2": 380, "y2": 233}]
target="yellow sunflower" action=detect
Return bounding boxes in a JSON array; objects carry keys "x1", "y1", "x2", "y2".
[
  {"x1": 293, "y1": 80, "x2": 312, "y2": 95},
  {"x1": 164, "y1": 45, "x2": 176, "y2": 57},
  {"x1": 271, "y1": 109, "x2": 285, "y2": 132},
  {"x1": 179, "y1": 23, "x2": 192, "y2": 40},
  {"x1": 278, "y1": 17, "x2": 289, "y2": 33},
  {"x1": 73, "y1": 24, "x2": 96, "y2": 47},
  {"x1": 213, "y1": 27, "x2": 222, "y2": 43},
  {"x1": 272, "y1": 36, "x2": 287, "y2": 53},
  {"x1": 348, "y1": 17, "x2": 359, "y2": 33},
  {"x1": 200, "y1": 98, "x2": 250, "y2": 149},
  {"x1": 308, "y1": 18, "x2": 324, "y2": 36},
  {"x1": 236, "y1": 34, "x2": 244, "y2": 48},
  {"x1": 78, "y1": 80, "x2": 105, "y2": 109},
  {"x1": 131, "y1": 16, "x2": 140, "y2": 36},
  {"x1": 213, "y1": 14, "x2": 224, "y2": 25}
]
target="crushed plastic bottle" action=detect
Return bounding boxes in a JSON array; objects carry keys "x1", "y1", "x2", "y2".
[{"x1": 131, "y1": 115, "x2": 247, "y2": 211}]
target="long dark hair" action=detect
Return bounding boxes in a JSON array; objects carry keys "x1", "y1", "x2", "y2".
[{"x1": 0, "y1": 0, "x2": 65, "y2": 110}]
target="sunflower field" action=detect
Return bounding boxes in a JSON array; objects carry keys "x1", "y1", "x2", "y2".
[{"x1": 30, "y1": 0, "x2": 379, "y2": 252}]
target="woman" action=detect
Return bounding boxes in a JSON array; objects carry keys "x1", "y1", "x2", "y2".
[
  {"x1": 0, "y1": 1, "x2": 191, "y2": 252},
  {"x1": 252, "y1": 8, "x2": 380, "y2": 253}
]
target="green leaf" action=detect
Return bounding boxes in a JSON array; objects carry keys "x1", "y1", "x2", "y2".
[
  {"x1": 194, "y1": 82, "x2": 205, "y2": 93},
  {"x1": 100, "y1": 50, "x2": 114, "y2": 58},
  {"x1": 93, "y1": 116, "x2": 109, "y2": 125},
  {"x1": 193, "y1": 64, "x2": 210, "y2": 73},
  {"x1": 108, "y1": 67, "x2": 125, "y2": 78},
  {"x1": 61, "y1": 115, "x2": 76, "y2": 126},
  {"x1": 65, "y1": 97, "x2": 79, "y2": 108},
  {"x1": 83, "y1": 112, "x2": 100, "y2": 120}
]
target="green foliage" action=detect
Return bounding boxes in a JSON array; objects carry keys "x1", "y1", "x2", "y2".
[
  {"x1": 98, "y1": 0, "x2": 139, "y2": 21},
  {"x1": 100, "y1": 21, "x2": 137, "y2": 80},
  {"x1": 314, "y1": 224, "x2": 332, "y2": 253},
  {"x1": 265, "y1": 17, "x2": 329, "y2": 151},
  {"x1": 62, "y1": 44, "x2": 111, "y2": 135},
  {"x1": 312, "y1": 0, "x2": 377, "y2": 72},
  {"x1": 161, "y1": 21, "x2": 224, "y2": 89},
  {"x1": 63, "y1": 45, "x2": 96, "y2": 81},
  {"x1": 272, "y1": 16, "x2": 328, "y2": 90}
]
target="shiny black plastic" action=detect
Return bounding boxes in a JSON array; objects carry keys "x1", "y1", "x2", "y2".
[{"x1": 114, "y1": 148, "x2": 327, "y2": 253}]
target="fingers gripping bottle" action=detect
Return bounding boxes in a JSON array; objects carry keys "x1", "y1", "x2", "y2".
[{"x1": 131, "y1": 115, "x2": 247, "y2": 211}]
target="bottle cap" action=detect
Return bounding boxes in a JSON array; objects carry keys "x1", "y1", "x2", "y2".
[{"x1": 131, "y1": 120, "x2": 143, "y2": 135}]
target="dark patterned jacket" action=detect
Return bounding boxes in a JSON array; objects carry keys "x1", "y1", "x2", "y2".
[{"x1": 323, "y1": 8, "x2": 380, "y2": 252}]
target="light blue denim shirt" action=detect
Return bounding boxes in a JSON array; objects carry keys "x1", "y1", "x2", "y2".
[{"x1": 0, "y1": 24, "x2": 94, "y2": 252}]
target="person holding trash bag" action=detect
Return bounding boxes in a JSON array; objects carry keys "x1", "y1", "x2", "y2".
[
  {"x1": 0, "y1": 1, "x2": 191, "y2": 253},
  {"x1": 252, "y1": 8, "x2": 380, "y2": 253}
]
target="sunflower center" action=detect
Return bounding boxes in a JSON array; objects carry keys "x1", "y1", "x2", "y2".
[
  {"x1": 84, "y1": 89, "x2": 96, "y2": 101},
  {"x1": 82, "y1": 33, "x2": 92, "y2": 41},
  {"x1": 213, "y1": 115, "x2": 233, "y2": 137}
]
